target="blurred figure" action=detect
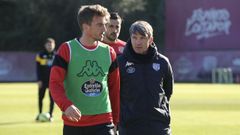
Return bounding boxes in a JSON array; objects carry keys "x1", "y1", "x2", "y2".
[
  {"x1": 103, "y1": 12, "x2": 126, "y2": 55},
  {"x1": 35, "y1": 38, "x2": 55, "y2": 122},
  {"x1": 118, "y1": 21, "x2": 174, "y2": 135},
  {"x1": 49, "y1": 4, "x2": 120, "y2": 135}
]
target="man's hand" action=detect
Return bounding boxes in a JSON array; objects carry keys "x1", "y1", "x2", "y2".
[{"x1": 64, "y1": 105, "x2": 81, "y2": 122}]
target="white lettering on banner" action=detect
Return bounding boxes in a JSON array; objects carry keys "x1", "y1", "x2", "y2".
[
  {"x1": 232, "y1": 58, "x2": 240, "y2": 66},
  {"x1": 175, "y1": 57, "x2": 193, "y2": 75},
  {"x1": 0, "y1": 58, "x2": 12, "y2": 76},
  {"x1": 203, "y1": 56, "x2": 217, "y2": 72},
  {"x1": 185, "y1": 8, "x2": 231, "y2": 40}
]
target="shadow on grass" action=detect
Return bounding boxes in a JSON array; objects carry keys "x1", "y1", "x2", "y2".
[{"x1": 0, "y1": 120, "x2": 49, "y2": 126}]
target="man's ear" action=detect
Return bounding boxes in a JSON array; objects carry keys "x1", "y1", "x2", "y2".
[
  {"x1": 149, "y1": 36, "x2": 154, "y2": 44},
  {"x1": 82, "y1": 23, "x2": 89, "y2": 31}
]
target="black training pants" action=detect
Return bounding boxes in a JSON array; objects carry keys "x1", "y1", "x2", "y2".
[
  {"x1": 63, "y1": 123, "x2": 115, "y2": 135},
  {"x1": 38, "y1": 83, "x2": 54, "y2": 116}
]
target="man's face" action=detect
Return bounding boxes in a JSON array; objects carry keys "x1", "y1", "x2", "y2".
[
  {"x1": 44, "y1": 42, "x2": 55, "y2": 52},
  {"x1": 86, "y1": 15, "x2": 108, "y2": 41},
  {"x1": 105, "y1": 19, "x2": 122, "y2": 42},
  {"x1": 131, "y1": 32, "x2": 153, "y2": 55}
]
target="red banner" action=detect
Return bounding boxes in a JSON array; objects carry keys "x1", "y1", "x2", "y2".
[
  {"x1": 165, "y1": 0, "x2": 240, "y2": 82},
  {"x1": 165, "y1": 0, "x2": 240, "y2": 51}
]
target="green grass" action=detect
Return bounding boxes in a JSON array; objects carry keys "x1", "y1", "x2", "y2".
[
  {"x1": 171, "y1": 84, "x2": 240, "y2": 135},
  {"x1": 0, "y1": 83, "x2": 63, "y2": 135},
  {"x1": 0, "y1": 83, "x2": 240, "y2": 135}
]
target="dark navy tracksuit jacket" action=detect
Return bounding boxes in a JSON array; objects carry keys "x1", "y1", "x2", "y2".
[{"x1": 118, "y1": 40, "x2": 174, "y2": 135}]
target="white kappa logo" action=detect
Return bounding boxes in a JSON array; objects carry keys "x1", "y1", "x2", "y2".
[{"x1": 125, "y1": 61, "x2": 134, "y2": 67}]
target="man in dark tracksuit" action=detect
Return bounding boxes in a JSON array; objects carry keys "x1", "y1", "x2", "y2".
[
  {"x1": 118, "y1": 21, "x2": 174, "y2": 135},
  {"x1": 35, "y1": 38, "x2": 56, "y2": 122}
]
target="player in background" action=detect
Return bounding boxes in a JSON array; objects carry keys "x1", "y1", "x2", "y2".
[
  {"x1": 103, "y1": 12, "x2": 126, "y2": 55},
  {"x1": 35, "y1": 38, "x2": 55, "y2": 122}
]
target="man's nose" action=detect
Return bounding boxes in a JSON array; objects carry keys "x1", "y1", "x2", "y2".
[
  {"x1": 104, "y1": 25, "x2": 108, "y2": 31},
  {"x1": 114, "y1": 28, "x2": 118, "y2": 33},
  {"x1": 136, "y1": 40, "x2": 142, "y2": 46}
]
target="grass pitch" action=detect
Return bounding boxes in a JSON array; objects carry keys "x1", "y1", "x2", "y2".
[
  {"x1": 171, "y1": 84, "x2": 240, "y2": 135},
  {"x1": 0, "y1": 83, "x2": 240, "y2": 135},
  {"x1": 0, "y1": 83, "x2": 62, "y2": 135}
]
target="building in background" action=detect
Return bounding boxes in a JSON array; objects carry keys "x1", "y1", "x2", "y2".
[{"x1": 165, "y1": 0, "x2": 240, "y2": 82}]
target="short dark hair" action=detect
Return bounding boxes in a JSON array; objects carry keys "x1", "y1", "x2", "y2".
[
  {"x1": 129, "y1": 21, "x2": 153, "y2": 37},
  {"x1": 110, "y1": 12, "x2": 122, "y2": 20},
  {"x1": 77, "y1": 4, "x2": 110, "y2": 31},
  {"x1": 45, "y1": 38, "x2": 55, "y2": 44}
]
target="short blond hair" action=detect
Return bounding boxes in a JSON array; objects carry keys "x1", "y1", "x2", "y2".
[{"x1": 77, "y1": 4, "x2": 110, "y2": 30}]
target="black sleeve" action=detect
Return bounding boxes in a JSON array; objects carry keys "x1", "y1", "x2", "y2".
[
  {"x1": 163, "y1": 59, "x2": 174, "y2": 100},
  {"x1": 109, "y1": 58, "x2": 118, "y2": 74},
  {"x1": 36, "y1": 62, "x2": 41, "y2": 81},
  {"x1": 36, "y1": 53, "x2": 42, "y2": 81},
  {"x1": 52, "y1": 54, "x2": 68, "y2": 71}
]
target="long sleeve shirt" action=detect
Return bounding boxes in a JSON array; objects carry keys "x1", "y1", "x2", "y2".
[
  {"x1": 36, "y1": 50, "x2": 55, "y2": 84},
  {"x1": 49, "y1": 40, "x2": 120, "y2": 126}
]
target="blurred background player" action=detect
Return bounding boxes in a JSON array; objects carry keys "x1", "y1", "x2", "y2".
[
  {"x1": 35, "y1": 38, "x2": 55, "y2": 122},
  {"x1": 103, "y1": 12, "x2": 126, "y2": 55}
]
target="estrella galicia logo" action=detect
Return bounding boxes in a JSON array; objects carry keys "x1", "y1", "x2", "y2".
[
  {"x1": 81, "y1": 79, "x2": 103, "y2": 97},
  {"x1": 77, "y1": 60, "x2": 105, "y2": 77}
]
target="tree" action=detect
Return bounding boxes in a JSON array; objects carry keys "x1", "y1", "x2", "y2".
[{"x1": 0, "y1": 0, "x2": 165, "y2": 52}]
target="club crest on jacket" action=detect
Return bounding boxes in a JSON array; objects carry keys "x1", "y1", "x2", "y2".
[
  {"x1": 152, "y1": 63, "x2": 160, "y2": 71},
  {"x1": 125, "y1": 61, "x2": 135, "y2": 74}
]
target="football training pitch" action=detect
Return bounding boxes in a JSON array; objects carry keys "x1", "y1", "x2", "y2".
[{"x1": 0, "y1": 83, "x2": 240, "y2": 135}]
